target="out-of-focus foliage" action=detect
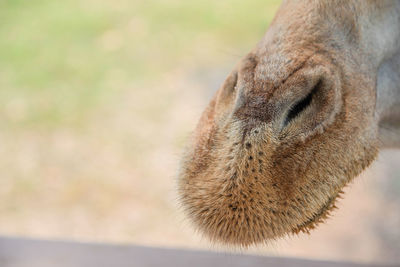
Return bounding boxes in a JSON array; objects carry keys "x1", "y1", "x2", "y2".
[{"x1": 0, "y1": 0, "x2": 280, "y2": 128}]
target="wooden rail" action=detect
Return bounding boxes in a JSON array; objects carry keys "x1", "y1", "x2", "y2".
[{"x1": 0, "y1": 236, "x2": 390, "y2": 267}]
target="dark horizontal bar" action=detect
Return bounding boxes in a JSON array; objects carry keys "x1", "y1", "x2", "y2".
[{"x1": 0, "y1": 236, "x2": 389, "y2": 267}]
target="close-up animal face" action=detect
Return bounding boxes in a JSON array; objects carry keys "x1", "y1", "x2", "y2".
[{"x1": 178, "y1": 0, "x2": 400, "y2": 246}]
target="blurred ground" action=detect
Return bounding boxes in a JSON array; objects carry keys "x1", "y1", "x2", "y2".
[{"x1": 0, "y1": 0, "x2": 399, "y2": 265}]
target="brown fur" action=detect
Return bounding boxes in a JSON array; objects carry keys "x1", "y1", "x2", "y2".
[{"x1": 178, "y1": 0, "x2": 400, "y2": 246}]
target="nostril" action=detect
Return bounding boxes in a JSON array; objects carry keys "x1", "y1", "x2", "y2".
[{"x1": 283, "y1": 80, "x2": 321, "y2": 127}]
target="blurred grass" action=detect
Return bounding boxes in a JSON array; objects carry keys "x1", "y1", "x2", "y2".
[{"x1": 0, "y1": 0, "x2": 280, "y2": 129}]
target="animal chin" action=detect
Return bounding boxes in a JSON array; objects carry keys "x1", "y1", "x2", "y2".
[
  {"x1": 179, "y1": 101, "x2": 378, "y2": 247},
  {"x1": 292, "y1": 190, "x2": 341, "y2": 235}
]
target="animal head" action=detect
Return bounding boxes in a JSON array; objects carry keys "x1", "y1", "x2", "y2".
[{"x1": 178, "y1": 0, "x2": 399, "y2": 246}]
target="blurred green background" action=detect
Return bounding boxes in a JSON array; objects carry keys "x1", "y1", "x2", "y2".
[{"x1": 0, "y1": 0, "x2": 399, "y2": 265}]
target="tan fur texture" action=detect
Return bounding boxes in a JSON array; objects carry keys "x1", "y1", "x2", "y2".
[{"x1": 178, "y1": 0, "x2": 400, "y2": 246}]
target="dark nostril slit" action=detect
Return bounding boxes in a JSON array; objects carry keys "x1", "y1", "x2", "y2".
[{"x1": 283, "y1": 80, "x2": 320, "y2": 127}]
